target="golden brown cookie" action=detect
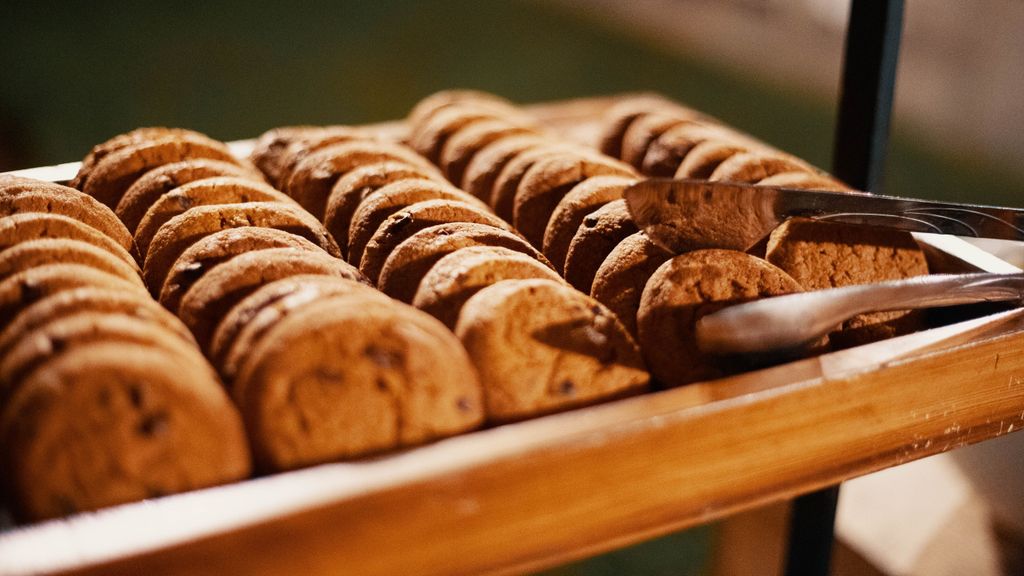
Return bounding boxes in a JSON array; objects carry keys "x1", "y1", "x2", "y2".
[
  {"x1": 70, "y1": 127, "x2": 212, "y2": 190},
  {"x1": 407, "y1": 90, "x2": 518, "y2": 131},
  {"x1": 461, "y1": 133, "x2": 550, "y2": 201},
  {"x1": 235, "y1": 297, "x2": 483, "y2": 471},
  {"x1": 1, "y1": 178, "x2": 135, "y2": 252},
  {"x1": 0, "y1": 239, "x2": 142, "y2": 286},
  {"x1": 214, "y1": 276, "x2": 388, "y2": 384},
  {"x1": 637, "y1": 250, "x2": 803, "y2": 387},
  {"x1": 674, "y1": 141, "x2": 751, "y2": 179},
  {"x1": 0, "y1": 312, "x2": 205, "y2": 399},
  {"x1": 589, "y1": 233, "x2": 673, "y2": 338},
  {"x1": 641, "y1": 122, "x2": 745, "y2": 177},
  {"x1": 413, "y1": 246, "x2": 565, "y2": 329},
  {"x1": 757, "y1": 171, "x2": 850, "y2": 191},
  {"x1": 142, "y1": 202, "x2": 341, "y2": 293},
  {"x1": 709, "y1": 151, "x2": 814, "y2": 183},
  {"x1": 410, "y1": 105, "x2": 499, "y2": 164},
  {"x1": 116, "y1": 158, "x2": 264, "y2": 234},
  {"x1": 596, "y1": 95, "x2": 695, "y2": 159},
  {"x1": 360, "y1": 199, "x2": 514, "y2": 285},
  {"x1": 0, "y1": 342, "x2": 249, "y2": 522},
  {"x1": 133, "y1": 176, "x2": 296, "y2": 256},
  {"x1": 178, "y1": 247, "x2": 367, "y2": 353},
  {"x1": 0, "y1": 264, "x2": 148, "y2": 327},
  {"x1": 563, "y1": 200, "x2": 639, "y2": 293},
  {"x1": 0, "y1": 287, "x2": 193, "y2": 363},
  {"x1": 284, "y1": 139, "x2": 440, "y2": 220},
  {"x1": 248, "y1": 125, "x2": 369, "y2": 187},
  {"x1": 513, "y1": 152, "x2": 636, "y2": 248},
  {"x1": 0, "y1": 213, "x2": 138, "y2": 269},
  {"x1": 765, "y1": 218, "x2": 929, "y2": 348},
  {"x1": 438, "y1": 118, "x2": 534, "y2": 187},
  {"x1": 323, "y1": 161, "x2": 443, "y2": 260},
  {"x1": 490, "y1": 141, "x2": 587, "y2": 221},
  {"x1": 456, "y1": 278, "x2": 648, "y2": 422},
  {"x1": 159, "y1": 227, "x2": 323, "y2": 315},
  {"x1": 542, "y1": 175, "x2": 634, "y2": 272},
  {"x1": 81, "y1": 135, "x2": 247, "y2": 209},
  {"x1": 620, "y1": 112, "x2": 691, "y2": 170},
  {"x1": 346, "y1": 180, "x2": 486, "y2": 267},
  {"x1": 377, "y1": 222, "x2": 550, "y2": 303}
]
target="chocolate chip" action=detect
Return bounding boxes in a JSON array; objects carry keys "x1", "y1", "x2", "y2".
[
  {"x1": 583, "y1": 215, "x2": 598, "y2": 228},
  {"x1": 456, "y1": 397, "x2": 472, "y2": 412},
  {"x1": 129, "y1": 384, "x2": 145, "y2": 408},
  {"x1": 376, "y1": 378, "x2": 389, "y2": 391},
  {"x1": 137, "y1": 412, "x2": 168, "y2": 437},
  {"x1": 559, "y1": 380, "x2": 576, "y2": 396},
  {"x1": 365, "y1": 345, "x2": 402, "y2": 369}
]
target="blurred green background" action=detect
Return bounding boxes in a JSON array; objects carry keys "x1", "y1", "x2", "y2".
[{"x1": 2, "y1": 1, "x2": 1020, "y2": 573}]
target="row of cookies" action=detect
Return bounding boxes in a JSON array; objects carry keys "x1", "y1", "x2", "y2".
[
  {"x1": 402, "y1": 91, "x2": 930, "y2": 388},
  {"x1": 70, "y1": 129, "x2": 485, "y2": 474},
  {"x1": 0, "y1": 174, "x2": 250, "y2": 522},
  {"x1": 250, "y1": 112, "x2": 651, "y2": 423}
]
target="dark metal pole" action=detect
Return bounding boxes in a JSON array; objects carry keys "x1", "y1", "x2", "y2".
[{"x1": 783, "y1": 2, "x2": 904, "y2": 575}]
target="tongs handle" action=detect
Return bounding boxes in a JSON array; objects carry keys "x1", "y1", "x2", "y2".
[{"x1": 696, "y1": 272, "x2": 1024, "y2": 355}]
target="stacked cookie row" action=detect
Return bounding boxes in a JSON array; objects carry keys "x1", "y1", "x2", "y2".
[
  {"x1": 71, "y1": 128, "x2": 484, "y2": 473},
  {"x1": 251, "y1": 111, "x2": 650, "y2": 423},
  {"x1": 0, "y1": 174, "x2": 249, "y2": 522},
  {"x1": 402, "y1": 91, "x2": 930, "y2": 388}
]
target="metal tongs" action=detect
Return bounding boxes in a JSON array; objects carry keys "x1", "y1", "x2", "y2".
[{"x1": 623, "y1": 179, "x2": 1024, "y2": 355}]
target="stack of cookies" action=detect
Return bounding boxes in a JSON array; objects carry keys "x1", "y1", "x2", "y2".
[
  {"x1": 403, "y1": 91, "x2": 931, "y2": 388},
  {"x1": 253, "y1": 97, "x2": 651, "y2": 423},
  {"x1": 72, "y1": 128, "x2": 484, "y2": 473},
  {"x1": 0, "y1": 174, "x2": 250, "y2": 522}
]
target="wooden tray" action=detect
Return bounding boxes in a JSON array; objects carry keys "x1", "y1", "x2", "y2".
[{"x1": 2, "y1": 96, "x2": 1023, "y2": 576}]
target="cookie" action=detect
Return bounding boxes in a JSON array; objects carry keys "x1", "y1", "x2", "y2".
[
  {"x1": 284, "y1": 139, "x2": 441, "y2": 219},
  {"x1": 765, "y1": 218, "x2": 929, "y2": 348},
  {"x1": 636, "y1": 250, "x2": 803, "y2": 387},
  {"x1": 81, "y1": 134, "x2": 247, "y2": 209},
  {"x1": 116, "y1": 158, "x2": 264, "y2": 234},
  {"x1": 411, "y1": 104, "x2": 531, "y2": 165},
  {"x1": 563, "y1": 200, "x2": 639, "y2": 293},
  {"x1": 709, "y1": 151, "x2": 814, "y2": 183},
  {"x1": 674, "y1": 141, "x2": 751, "y2": 179},
  {"x1": 142, "y1": 202, "x2": 341, "y2": 293},
  {"x1": 1, "y1": 178, "x2": 135, "y2": 252},
  {"x1": 413, "y1": 246, "x2": 565, "y2": 328},
  {"x1": 0, "y1": 213, "x2": 138, "y2": 269},
  {"x1": 542, "y1": 175, "x2": 634, "y2": 271},
  {"x1": 0, "y1": 239, "x2": 143, "y2": 286},
  {"x1": 359, "y1": 198, "x2": 514, "y2": 285},
  {"x1": 455, "y1": 278, "x2": 649, "y2": 422},
  {"x1": 267, "y1": 126, "x2": 379, "y2": 189},
  {"x1": 641, "y1": 122, "x2": 748, "y2": 177},
  {"x1": 461, "y1": 133, "x2": 551, "y2": 201},
  {"x1": 512, "y1": 152, "x2": 636, "y2": 248},
  {"x1": 620, "y1": 112, "x2": 692, "y2": 169},
  {"x1": 346, "y1": 179, "x2": 486, "y2": 267},
  {"x1": 70, "y1": 127, "x2": 212, "y2": 190},
  {"x1": 589, "y1": 233, "x2": 673, "y2": 337},
  {"x1": 596, "y1": 96, "x2": 695, "y2": 159},
  {"x1": 757, "y1": 171, "x2": 850, "y2": 191},
  {"x1": 235, "y1": 297, "x2": 483, "y2": 471},
  {"x1": 407, "y1": 90, "x2": 518, "y2": 130},
  {"x1": 177, "y1": 247, "x2": 367, "y2": 353},
  {"x1": 377, "y1": 222, "x2": 549, "y2": 303},
  {"x1": 0, "y1": 312, "x2": 205, "y2": 399},
  {"x1": 0, "y1": 264, "x2": 148, "y2": 327},
  {"x1": 214, "y1": 275, "x2": 388, "y2": 384},
  {"x1": 490, "y1": 141, "x2": 587, "y2": 221},
  {"x1": 438, "y1": 118, "x2": 534, "y2": 186},
  {"x1": 159, "y1": 227, "x2": 323, "y2": 314},
  {"x1": 249, "y1": 125, "x2": 367, "y2": 187},
  {"x1": 0, "y1": 287, "x2": 193, "y2": 363},
  {"x1": 323, "y1": 161, "x2": 443, "y2": 260},
  {"x1": 0, "y1": 342, "x2": 249, "y2": 521},
  {"x1": 133, "y1": 176, "x2": 296, "y2": 256}
]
